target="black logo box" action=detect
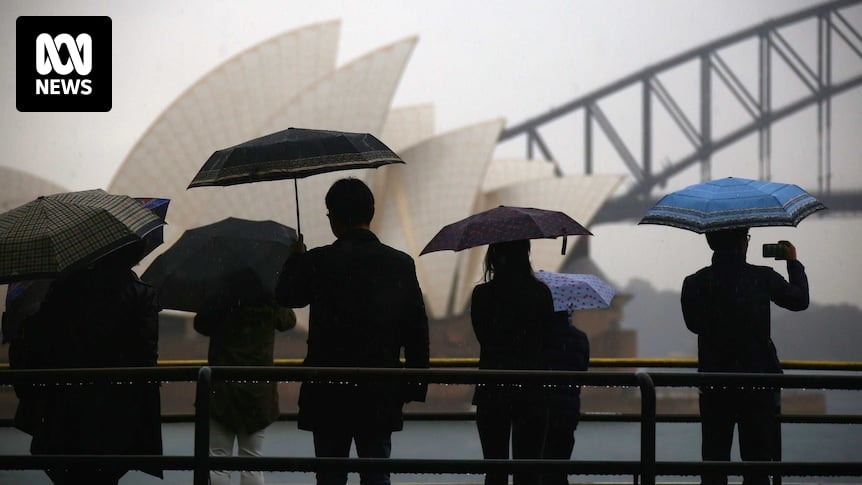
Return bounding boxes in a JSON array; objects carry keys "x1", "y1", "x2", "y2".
[{"x1": 17, "y1": 16, "x2": 112, "y2": 112}]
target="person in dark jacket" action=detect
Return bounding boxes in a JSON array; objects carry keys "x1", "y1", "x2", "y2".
[
  {"x1": 276, "y1": 178, "x2": 430, "y2": 485},
  {"x1": 25, "y1": 240, "x2": 163, "y2": 485},
  {"x1": 542, "y1": 310, "x2": 589, "y2": 485},
  {"x1": 681, "y1": 228, "x2": 809, "y2": 485},
  {"x1": 470, "y1": 239, "x2": 554, "y2": 485},
  {"x1": 194, "y1": 268, "x2": 296, "y2": 485}
]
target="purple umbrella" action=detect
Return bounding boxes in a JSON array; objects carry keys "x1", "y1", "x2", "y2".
[
  {"x1": 420, "y1": 206, "x2": 592, "y2": 255},
  {"x1": 534, "y1": 270, "x2": 617, "y2": 313}
]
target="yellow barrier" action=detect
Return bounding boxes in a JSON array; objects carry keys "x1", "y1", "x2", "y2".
[
  {"x1": 5, "y1": 357, "x2": 862, "y2": 371},
  {"x1": 6, "y1": 357, "x2": 857, "y2": 371}
]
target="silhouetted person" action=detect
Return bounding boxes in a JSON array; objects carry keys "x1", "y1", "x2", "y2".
[
  {"x1": 276, "y1": 177, "x2": 430, "y2": 485},
  {"x1": 24, "y1": 240, "x2": 163, "y2": 485},
  {"x1": 681, "y1": 228, "x2": 809, "y2": 485},
  {"x1": 194, "y1": 268, "x2": 296, "y2": 485},
  {"x1": 542, "y1": 311, "x2": 589, "y2": 485},
  {"x1": 471, "y1": 239, "x2": 554, "y2": 485}
]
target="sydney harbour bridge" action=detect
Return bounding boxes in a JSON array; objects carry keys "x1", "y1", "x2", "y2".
[{"x1": 499, "y1": 0, "x2": 862, "y2": 224}]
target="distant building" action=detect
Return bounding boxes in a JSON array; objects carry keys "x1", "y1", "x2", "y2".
[{"x1": 106, "y1": 20, "x2": 624, "y2": 324}]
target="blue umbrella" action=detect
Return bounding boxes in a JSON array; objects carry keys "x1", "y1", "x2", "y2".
[{"x1": 638, "y1": 177, "x2": 826, "y2": 233}]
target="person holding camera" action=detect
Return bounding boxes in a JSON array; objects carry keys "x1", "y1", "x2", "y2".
[{"x1": 681, "y1": 228, "x2": 809, "y2": 485}]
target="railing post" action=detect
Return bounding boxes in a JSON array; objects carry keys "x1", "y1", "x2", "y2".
[
  {"x1": 636, "y1": 371, "x2": 656, "y2": 485},
  {"x1": 194, "y1": 366, "x2": 212, "y2": 485}
]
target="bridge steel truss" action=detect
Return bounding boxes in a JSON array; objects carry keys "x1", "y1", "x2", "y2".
[{"x1": 499, "y1": 0, "x2": 862, "y2": 223}]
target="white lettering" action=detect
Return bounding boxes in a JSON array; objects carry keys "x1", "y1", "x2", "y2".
[
  {"x1": 36, "y1": 33, "x2": 92, "y2": 76},
  {"x1": 35, "y1": 79, "x2": 50, "y2": 94},
  {"x1": 34, "y1": 78, "x2": 92, "y2": 95},
  {"x1": 62, "y1": 79, "x2": 78, "y2": 94}
]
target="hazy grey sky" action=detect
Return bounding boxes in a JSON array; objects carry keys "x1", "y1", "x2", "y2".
[{"x1": 2, "y1": 0, "x2": 860, "y2": 307}]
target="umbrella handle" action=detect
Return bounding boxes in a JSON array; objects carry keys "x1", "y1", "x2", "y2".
[
  {"x1": 295, "y1": 179, "x2": 301, "y2": 237},
  {"x1": 561, "y1": 235, "x2": 568, "y2": 255}
]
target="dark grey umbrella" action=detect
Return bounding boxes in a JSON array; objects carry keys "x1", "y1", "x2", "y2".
[
  {"x1": 187, "y1": 127, "x2": 404, "y2": 235},
  {"x1": 141, "y1": 217, "x2": 297, "y2": 313}
]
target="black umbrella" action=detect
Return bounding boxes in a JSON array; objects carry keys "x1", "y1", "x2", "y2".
[
  {"x1": 187, "y1": 127, "x2": 404, "y2": 235},
  {"x1": 141, "y1": 217, "x2": 297, "y2": 313}
]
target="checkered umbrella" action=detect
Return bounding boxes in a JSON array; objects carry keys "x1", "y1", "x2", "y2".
[
  {"x1": 0, "y1": 196, "x2": 169, "y2": 342},
  {"x1": 0, "y1": 189, "x2": 165, "y2": 284}
]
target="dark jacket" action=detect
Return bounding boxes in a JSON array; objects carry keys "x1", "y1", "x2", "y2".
[
  {"x1": 276, "y1": 228, "x2": 430, "y2": 432},
  {"x1": 194, "y1": 297, "x2": 296, "y2": 433},
  {"x1": 681, "y1": 251, "x2": 809, "y2": 374},
  {"x1": 543, "y1": 311, "x2": 589, "y2": 419},
  {"x1": 25, "y1": 266, "x2": 163, "y2": 477},
  {"x1": 470, "y1": 275, "x2": 554, "y2": 405}
]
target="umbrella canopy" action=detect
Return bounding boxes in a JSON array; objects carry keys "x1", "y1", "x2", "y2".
[
  {"x1": 188, "y1": 127, "x2": 403, "y2": 186},
  {"x1": 187, "y1": 127, "x2": 404, "y2": 235},
  {"x1": 0, "y1": 196, "x2": 169, "y2": 342},
  {"x1": 420, "y1": 205, "x2": 592, "y2": 255},
  {"x1": 534, "y1": 270, "x2": 617, "y2": 313},
  {"x1": 135, "y1": 197, "x2": 171, "y2": 257},
  {"x1": 638, "y1": 177, "x2": 827, "y2": 233},
  {"x1": 0, "y1": 189, "x2": 165, "y2": 284},
  {"x1": 141, "y1": 217, "x2": 297, "y2": 313}
]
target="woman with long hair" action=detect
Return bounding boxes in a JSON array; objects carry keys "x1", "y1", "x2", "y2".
[{"x1": 470, "y1": 239, "x2": 554, "y2": 485}]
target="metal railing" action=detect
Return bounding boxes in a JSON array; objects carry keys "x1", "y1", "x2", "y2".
[{"x1": 0, "y1": 361, "x2": 860, "y2": 484}]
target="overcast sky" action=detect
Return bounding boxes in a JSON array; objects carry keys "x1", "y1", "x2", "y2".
[{"x1": 2, "y1": 0, "x2": 860, "y2": 307}]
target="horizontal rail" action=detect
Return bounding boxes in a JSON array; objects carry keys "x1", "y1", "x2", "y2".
[
  {"x1": 142, "y1": 411, "x2": 862, "y2": 425},
  {"x1": 648, "y1": 371, "x2": 862, "y2": 390},
  {"x1": 0, "y1": 366, "x2": 859, "y2": 484},
  {"x1": 5, "y1": 410, "x2": 861, "y2": 429},
  {"x1": 0, "y1": 366, "x2": 200, "y2": 384},
  {"x1": 2, "y1": 456, "x2": 859, "y2": 477},
  {"x1": 5, "y1": 357, "x2": 857, "y2": 371}
]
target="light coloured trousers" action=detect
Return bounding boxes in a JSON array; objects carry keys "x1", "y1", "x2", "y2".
[{"x1": 209, "y1": 418, "x2": 266, "y2": 485}]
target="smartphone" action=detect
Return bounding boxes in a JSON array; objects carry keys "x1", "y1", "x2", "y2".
[{"x1": 762, "y1": 243, "x2": 786, "y2": 259}]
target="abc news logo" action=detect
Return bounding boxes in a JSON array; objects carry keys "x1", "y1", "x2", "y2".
[{"x1": 17, "y1": 16, "x2": 111, "y2": 112}]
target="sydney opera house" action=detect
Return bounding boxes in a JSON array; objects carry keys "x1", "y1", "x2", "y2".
[
  {"x1": 104, "y1": 20, "x2": 623, "y2": 322},
  {"x1": 2, "y1": 20, "x2": 641, "y2": 413}
]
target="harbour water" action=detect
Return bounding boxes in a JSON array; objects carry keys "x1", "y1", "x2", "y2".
[{"x1": 2, "y1": 417, "x2": 861, "y2": 484}]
